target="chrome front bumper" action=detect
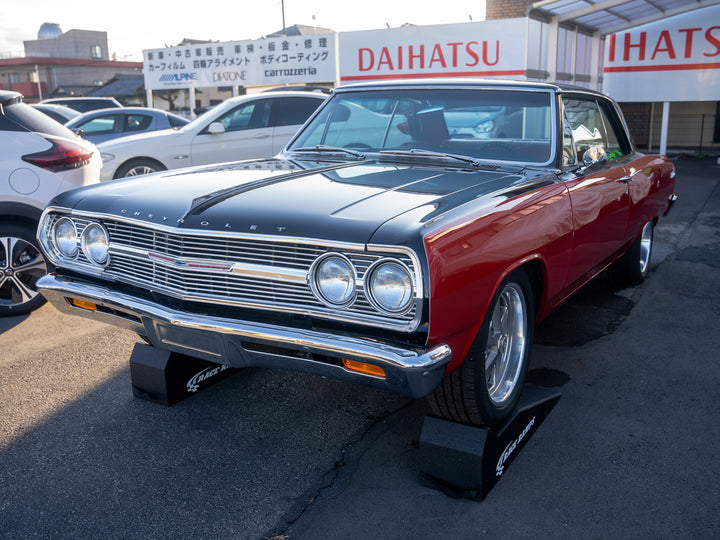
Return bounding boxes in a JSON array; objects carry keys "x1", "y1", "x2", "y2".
[{"x1": 37, "y1": 273, "x2": 452, "y2": 398}]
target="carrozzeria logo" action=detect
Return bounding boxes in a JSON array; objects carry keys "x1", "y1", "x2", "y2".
[{"x1": 159, "y1": 73, "x2": 198, "y2": 82}]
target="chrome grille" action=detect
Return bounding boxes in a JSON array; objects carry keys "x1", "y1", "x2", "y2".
[{"x1": 91, "y1": 218, "x2": 420, "y2": 328}]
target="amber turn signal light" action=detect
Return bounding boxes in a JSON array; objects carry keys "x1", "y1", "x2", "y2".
[
  {"x1": 67, "y1": 298, "x2": 98, "y2": 311},
  {"x1": 341, "y1": 359, "x2": 386, "y2": 378}
]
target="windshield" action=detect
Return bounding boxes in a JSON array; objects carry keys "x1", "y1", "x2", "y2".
[{"x1": 288, "y1": 88, "x2": 554, "y2": 164}]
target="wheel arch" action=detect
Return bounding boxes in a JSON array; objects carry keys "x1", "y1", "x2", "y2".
[
  {"x1": 0, "y1": 202, "x2": 43, "y2": 228},
  {"x1": 113, "y1": 156, "x2": 168, "y2": 179}
]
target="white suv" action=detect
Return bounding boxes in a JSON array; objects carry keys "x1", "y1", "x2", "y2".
[{"x1": 1, "y1": 90, "x2": 101, "y2": 315}]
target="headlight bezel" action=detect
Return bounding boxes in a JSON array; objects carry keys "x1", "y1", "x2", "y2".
[
  {"x1": 309, "y1": 252, "x2": 358, "y2": 309},
  {"x1": 365, "y1": 258, "x2": 415, "y2": 315}
]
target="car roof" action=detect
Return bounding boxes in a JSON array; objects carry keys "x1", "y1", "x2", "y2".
[
  {"x1": 334, "y1": 78, "x2": 610, "y2": 99},
  {"x1": 0, "y1": 90, "x2": 22, "y2": 106},
  {"x1": 224, "y1": 90, "x2": 328, "y2": 104}
]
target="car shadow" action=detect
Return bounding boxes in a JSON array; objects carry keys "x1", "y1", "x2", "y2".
[{"x1": 534, "y1": 274, "x2": 636, "y2": 347}]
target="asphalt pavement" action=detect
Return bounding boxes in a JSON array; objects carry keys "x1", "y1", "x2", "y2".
[{"x1": 1, "y1": 157, "x2": 718, "y2": 539}]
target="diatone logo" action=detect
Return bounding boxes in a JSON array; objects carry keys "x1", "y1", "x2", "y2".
[
  {"x1": 495, "y1": 416, "x2": 536, "y2": 477},
  {"x1": 186, "y1": 365, "x2": 229, "y2": 393}
]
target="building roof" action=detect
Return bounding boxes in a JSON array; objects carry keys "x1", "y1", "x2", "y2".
[
  {"x1": 530, "y1": 0, "x2": 720, "y2": 34},
  {"x1": 265, "y1": 24, "x2": 333, "y2": 38},
  {"x1": 88, "y1": 73, "x2": 144, "y2": 97}
]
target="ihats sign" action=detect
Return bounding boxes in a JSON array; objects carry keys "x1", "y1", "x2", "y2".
[
  {"x1": 603, "y1": 5, "x2": 720, "y2": 101},
  {"x1": 338, "y1": 20, "x2": 527, "y2": 83}
]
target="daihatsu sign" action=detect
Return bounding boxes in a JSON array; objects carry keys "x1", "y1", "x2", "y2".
[
  {"x1": 603, "y1": 5, "x2": 720, "y2": 101},
  {"x1": 339, "y1": 20, "x2": 527, "y2": 83}
]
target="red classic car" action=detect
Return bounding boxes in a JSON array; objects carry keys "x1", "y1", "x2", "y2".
[{"x1": 35, "y1": 80, "x2": 676, "y2": 428}]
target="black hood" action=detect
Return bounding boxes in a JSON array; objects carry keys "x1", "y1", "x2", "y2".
[{"x1": 53, "y1": 158, "x2": 538, "y2": 245}]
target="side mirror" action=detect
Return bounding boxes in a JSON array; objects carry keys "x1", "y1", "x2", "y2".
[
  {"x1": 207, "y1": 122, "x2": 226, "y2": 134},
  {"x1": 577, "y1": 146, "x2": 607, "y2": 175}
]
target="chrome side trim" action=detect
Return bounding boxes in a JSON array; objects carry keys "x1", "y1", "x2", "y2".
[{"x1": 37, "y1": 273, "x2": 450, "y2": 398}]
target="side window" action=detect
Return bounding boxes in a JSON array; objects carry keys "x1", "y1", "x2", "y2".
[
  {"x1": 78, "y1": 114, "x2": 120, "y2": 135},
  {"x1": 269, "y1": 97, "x2": 323, "y2": 127},
  {"x1": 561, "y1": 114, "x2": 577, "y2": 166},
  {"x1": 562, "y1": 95, "x2": 632, "y2": 164},
  {"x1": 562, "y1": 97, "x2": 607, "y2": 161},
  {"x1": 597, "y1": 99, "x2": 632, "y2": 159},
  {"x1": 219, "y1": 100, "x2": 272, "y2": 132},
  {"x1": 124, "y1": 114, "x2": 152, "y2": 133}
]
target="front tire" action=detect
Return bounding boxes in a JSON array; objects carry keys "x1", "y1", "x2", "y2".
[
  {"x1": 0, "y1": 223, "x2": 50, "y2": 316},
  {"x1": 428, "y1": 269, "x2": 534, "y2": 428}
]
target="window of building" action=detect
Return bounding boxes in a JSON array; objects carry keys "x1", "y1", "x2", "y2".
[{"x1": 91, "y1": 45, "x2": 102, "y2": 59}]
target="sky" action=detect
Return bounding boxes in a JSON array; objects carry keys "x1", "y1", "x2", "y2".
[{"x1": 0, "y1": 0, "x2": 486, "y2": 62}]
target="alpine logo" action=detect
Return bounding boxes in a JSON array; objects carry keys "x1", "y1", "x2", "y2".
[{"x1": 159, "y1": 73, "x2": 198, "y2": 82}]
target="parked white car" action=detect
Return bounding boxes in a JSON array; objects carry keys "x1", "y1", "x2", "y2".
[
  {"x1": 0, "y1": 90, "x2": 101, "y2": 315},
  {"x1": 97, "y1": 91, "x2": 326, "y2": 182}
]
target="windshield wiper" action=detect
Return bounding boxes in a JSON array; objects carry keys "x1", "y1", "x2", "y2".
[
  {"x1": 290, "y1": 145, "x2": 366, "y2": 159},
  {"x1": 379, "y1": 149, "x2": 481, "y2": 167}
]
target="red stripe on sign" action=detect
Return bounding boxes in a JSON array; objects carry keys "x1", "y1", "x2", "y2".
[
  {"x1": 340, "y1": 70, "x2": 526, "y2": 82},
  {"x1": 604, "y1": 62, "x2": 720, "y2": 73}
]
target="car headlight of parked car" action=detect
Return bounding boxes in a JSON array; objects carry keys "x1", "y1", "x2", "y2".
[
  {"x1": 81, "y1": 223, "x2": 109, "y2": 265},
  {"x1": 366, "y1": 259, "x2": 414, "y2": 314},
  {"x1": 311, "y1": 253, "x2": 357, "y2": 308},
  {"x1": 53, "y1": 217, "x2": 79, "y2": 259}
]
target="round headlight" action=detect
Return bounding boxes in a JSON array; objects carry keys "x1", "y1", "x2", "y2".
[
  {"x1": 367, "y1": 260, "x2": 414, "y2": 314},
  {"x1": 53, "y1": 217, "x2": 78, "y2": 258},
  {"x1": 312, "y1": 254, "x2": 356, "y2": 307},
  {"x1": 81, "y1": 223, "x2": 109, "y2": 265}
]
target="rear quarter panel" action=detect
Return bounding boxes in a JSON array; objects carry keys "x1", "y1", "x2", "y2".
[{"x1": 625, "y1": 153, "x2": 676, "y2": 239}]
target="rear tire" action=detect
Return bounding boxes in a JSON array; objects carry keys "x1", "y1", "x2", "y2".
[
  {"x1": 428, "y1": 269, "x2": 534, "y2": 428},
  {"x1": 0, "y1": 223, "x2": 49, "y2": 316},
  {"x1": 609, "y1": 219, "x2": 654, "y2": 287},
  {"x1": 115, "y1": 158, "x2": 166, "y2": 178}
]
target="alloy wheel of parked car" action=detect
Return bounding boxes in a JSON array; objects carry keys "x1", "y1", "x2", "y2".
[
  {"x1": 0, "y1": 224, "x2": 50, "y2": 316},
  {"x1": 116, "y1": 159, "x2": 166, "y2": 178},
  {"x1": 428, "y1": 269, "x2": 533, "y2": 428}
]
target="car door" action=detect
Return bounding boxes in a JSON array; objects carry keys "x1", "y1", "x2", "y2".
[
  {"x1": 268, "y1": 96, "x2": 324, "y2": 153},
  {"x1": 560, "y1": 94, "x2": 633, "y2": 287},
  {"x1": 189, "y1": 98, "x2": 274, "y2": 165}
]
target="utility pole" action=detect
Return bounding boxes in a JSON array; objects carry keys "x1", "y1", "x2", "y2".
[{"x1": 282, "y1": 0, "x2": 287, "y2": 36}]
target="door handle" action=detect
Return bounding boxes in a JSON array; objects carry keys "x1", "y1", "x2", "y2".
[
  {"x1": 254, "y1": 133, "x2": 270, "y2": 139},
  {"x1": 615, "y1": 176, "x2": 632, "y2": 183}
]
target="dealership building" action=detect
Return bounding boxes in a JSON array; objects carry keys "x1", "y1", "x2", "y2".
[{"x1": 2, "y1": 2, "x2": 718, "y2": 155}]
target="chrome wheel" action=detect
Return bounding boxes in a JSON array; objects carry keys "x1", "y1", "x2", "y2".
[
  {"x1": 0, "y1": 232, "x2": 49, "y2": 314},
  {"x1": 116, "y1": 159, "x2": 166, "y2": 179},
  {"x1": 485, "y1": 282, "x2": 528, "y2": 405},
  {"x1": 638, "y1": 220, "x2": 653, "y2": 275},
  {"x1": 125, "y1": 164, "x2": 158, "y2": 177},
  {"x1": 427, "y1": 269, "x2": 534, "y2": 427}
]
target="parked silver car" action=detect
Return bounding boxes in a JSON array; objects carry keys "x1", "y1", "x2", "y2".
[{"x1": 66, "y1": 107, "x2": 190, "y2": 144}]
